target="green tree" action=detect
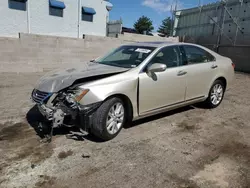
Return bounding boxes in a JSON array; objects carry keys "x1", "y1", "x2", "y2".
[
  {"x1": 157, "y1": 17, "x2": 173, "y2": 37},
  {"x1": 133, "y1": 16, "x2": 154, "y2": 34}
]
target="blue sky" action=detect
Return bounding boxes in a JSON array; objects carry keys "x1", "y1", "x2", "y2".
[{"x1": 109, "y1": 0, "x2": 218, "y2": 32}]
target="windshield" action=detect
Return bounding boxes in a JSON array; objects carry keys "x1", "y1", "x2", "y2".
[{"x1": 96, "y1": 45, "x2": 156, "y2": 68}]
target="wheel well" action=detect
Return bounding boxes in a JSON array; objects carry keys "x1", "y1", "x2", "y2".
[
  {"x1": 105, "y1": 94, "x2": 133, "y2": 122},
  {"x1": 216, "y1": 77, "x2": 227, "y2": 89}
]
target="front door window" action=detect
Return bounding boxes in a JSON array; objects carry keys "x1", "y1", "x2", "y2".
[{"x1": 148, "y1": 46, "x2": 182, "y2": 68}]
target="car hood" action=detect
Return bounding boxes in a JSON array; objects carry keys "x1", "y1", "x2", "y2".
[{"x1": 34, "y1": 62, "x2": 129, "y2": 93}]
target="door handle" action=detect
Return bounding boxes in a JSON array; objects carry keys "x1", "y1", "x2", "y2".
[
  {"x1": 177, "y1": 71, "x2": 187, "y2": 76},
  {"x1": 211, "y1": 65, "x2": 218, "y2": 69}
]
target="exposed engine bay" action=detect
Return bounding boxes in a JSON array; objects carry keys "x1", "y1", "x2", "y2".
[
  {"x1": 32, "y1": 84, "x2": 102, "y2": 142},
  {"x1": 37, "y1": 90, "x2": 78, "y2": 127}
]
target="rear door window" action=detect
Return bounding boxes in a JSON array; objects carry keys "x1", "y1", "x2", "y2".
[{"x1": 183, "y1": 45, "x2": 215, "y2": 65}]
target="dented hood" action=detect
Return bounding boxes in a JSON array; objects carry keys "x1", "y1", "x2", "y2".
[{"x1": 35, "y1": 62, "x2": 129, "y2": 93}]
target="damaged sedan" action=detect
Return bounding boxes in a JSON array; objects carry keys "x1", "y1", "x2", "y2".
[{"x1": 31, "y1": 42, "x2": 234, "y2": 141}]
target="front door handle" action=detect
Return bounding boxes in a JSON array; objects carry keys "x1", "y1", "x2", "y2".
[
  {"x1": 177, "y1": 71, "x2": 187, "y2": 76},
  {"x1": 211, "y1": 65, "x2": 218, "y2": 69}
]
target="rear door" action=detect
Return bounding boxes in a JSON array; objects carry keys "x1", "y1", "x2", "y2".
[{"x1": 180, "y1": 45, "x2": 219, "y2": 100}]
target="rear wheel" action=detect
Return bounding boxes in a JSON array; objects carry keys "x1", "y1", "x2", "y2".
[
  {"x1": 91, "y1": 97, "x2": 125, "y2": 141},
  {"x1": 205, "y1": 80, "x2": 225, "y2": 108}
]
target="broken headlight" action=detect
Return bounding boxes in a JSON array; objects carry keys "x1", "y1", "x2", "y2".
[
  {"x1": 74, "y1": 89, "x2": 90, "y2": 102},
  {"x1": 65, "y1": 88, "x2": 89, "y2": 108},
  {"x1": 65, "y1": 93, "x2": 78, "y2": 108}
]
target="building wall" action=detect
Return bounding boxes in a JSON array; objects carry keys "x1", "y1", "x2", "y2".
[
  {"x1": 79, "y1": 0, "x2": 108, "y2": 37},
  {"x1": 29, "y1": 0, "x2": 78, "y2": 38},
  {"x1": 0, "y1": 33, "x2": 178, "y2": 73},
  {"x1": 0, "y1": 0, "x2": 28, "y2": 37},
  {"x1": 218, "y1": 46, "x2": 250, "y2": 73},
  {"x1": 107, "y1": 20, "x2": 122, "y2": 37},
  {"x1": 174, "y1": 0, "x2": 250, "y2": 41},
  {"x1": 0, "y1": 0, "x2": 109, "y2": 38}
]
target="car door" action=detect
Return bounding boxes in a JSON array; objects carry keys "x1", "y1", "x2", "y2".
[
  {"x1": 138, "y1": 45, "x2": 187, "y2": 115},
  {"x1": 180, "y1": 45, "x2": 219, "y2": 101}
]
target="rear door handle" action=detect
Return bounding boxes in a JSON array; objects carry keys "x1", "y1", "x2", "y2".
[
  {"x1": 211, "y1": 65, "x2": 218, "y2": 69},
  {"x1": 177, "y1": 71, "x2": 187, "y2": 76}
]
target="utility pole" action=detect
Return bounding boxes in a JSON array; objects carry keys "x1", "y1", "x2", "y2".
[
  {"x1": 27, "y1": 0, "x2": 30, "y2": 34},
  {"x1": 170, "y1": 5, "x2": 173, "y2": 36},
  {"x1": 197, "y1": 0, "x2": 202, "y2": 36},
  {"x1": 77, "y1": 0, "x2": 81, "y2": 38},
  {"x1": 216, "y1": 0, "x2": 226, "y2": 52},
  {"x1": 233, "y1": 0, "x2": 243, "y2": 45},
  {"x1": 171, "y1": 0, "x2": 177, "y2": 36}
]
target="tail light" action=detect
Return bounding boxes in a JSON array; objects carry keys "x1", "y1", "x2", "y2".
[{"x1": 232, "y1": 62, "x2": 235, "y2": 69}]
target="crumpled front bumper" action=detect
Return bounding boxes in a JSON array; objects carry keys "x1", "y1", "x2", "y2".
[
  {"x1": 37, "y1": 104, "x2": 66, "y2": 128},
  {"x1": 37, "y1": 104, "x2": 54, "y2": 121},
  {"x1": 37, "y1": 102, "x2": 102, "y2": 132}
]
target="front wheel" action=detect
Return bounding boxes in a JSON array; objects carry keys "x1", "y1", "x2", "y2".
[
  {"x1": 205, "y1": 80, "x2": 225, "y2": 108},
  {"x1": 91, "y1": 97, "x2": 126, "y2": 141}
]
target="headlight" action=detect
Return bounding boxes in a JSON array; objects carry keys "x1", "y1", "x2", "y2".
[
  {"x1": 74, "y1": 89, "x2": 89, "y2": 102},
  {"x1": 64, "y1": 89, "x2": 89, "y2": 108}
]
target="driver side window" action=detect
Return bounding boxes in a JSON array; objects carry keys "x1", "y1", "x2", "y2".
[{"x1": 149, "y1": 46, "x2": 181, "y2": 68}]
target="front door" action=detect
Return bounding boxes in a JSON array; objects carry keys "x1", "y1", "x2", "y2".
[{"x1": 138, "y1": 46, "x2": 187, "y2": 115}]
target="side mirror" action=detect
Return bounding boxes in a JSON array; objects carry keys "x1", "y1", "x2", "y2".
[{"x1": 147, "y1": 63, "x2": 167, "y2": 73}]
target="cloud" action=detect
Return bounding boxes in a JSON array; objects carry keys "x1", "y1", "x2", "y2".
[{"x1": 142, "y1": 0, "x2": 184, "y2": 13}]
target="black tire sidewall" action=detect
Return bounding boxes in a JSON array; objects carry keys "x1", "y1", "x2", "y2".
[{"x1": 92, "y1": 97, "x2": 125, "y2": 141}]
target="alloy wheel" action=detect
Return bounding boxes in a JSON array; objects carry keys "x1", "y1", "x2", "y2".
[
  {"x1": 210, "y1": 84, "x2": 224, "y2": 105},
  {"x1": 106, "y1": 102, "x2": 125, "y2": 135}
]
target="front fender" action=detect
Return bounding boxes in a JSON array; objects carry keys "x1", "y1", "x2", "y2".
[{"x1": 78, "y1": 78, "x2": 139, "y2": 119}]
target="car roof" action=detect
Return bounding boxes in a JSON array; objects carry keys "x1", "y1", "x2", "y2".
[
  {"x1": 122, "y1": 41, "x2": 221, "y2": 57},
  {"x1": 123, "y1": 42, "x2": 219, "y2": 57},
  {"x1": 126, "y1": 41, "x2": 212, "y2": 49},
  {"x1": 126, "y1": 41, "x2": 180, "y2": 48}
]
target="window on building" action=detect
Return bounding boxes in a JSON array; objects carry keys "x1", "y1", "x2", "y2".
[
  {"x1": 82, "y1": 7, "x2": 96, "y2": 22},
  {"x1": 49, "y1": 7, "x2": 63, "y2": 17},
  {"x1": 49, "y1": 0, "x2": 66, "y2": 17},
  {"x1": 82, "y1": 14, "x2": 93, "y2": 22},
  {"x1": 8, "y1": 0, "x2": 27, "y2": 11}
]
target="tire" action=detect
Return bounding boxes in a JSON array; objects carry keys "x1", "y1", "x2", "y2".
[
  {"x1": 91, "y1": 97, "x2": 126, "y2": 141},
  {"x1": 205, "y1": 80, "x2": 225, "y2": 108}
]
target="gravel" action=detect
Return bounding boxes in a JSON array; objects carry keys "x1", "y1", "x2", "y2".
[{"x1": 0, "y1": 72, "x2": 249, "y2": 188}]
